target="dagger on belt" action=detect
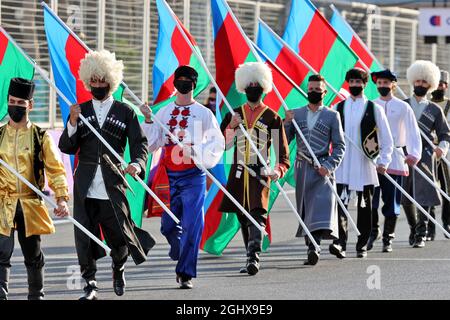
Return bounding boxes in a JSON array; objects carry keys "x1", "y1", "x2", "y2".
[
  {"x1": 102, "y1": 154, "x2": 136, "y2": 196},
  {"x1": 238, "y1": 160, "x2": 275, "y2": 192}
]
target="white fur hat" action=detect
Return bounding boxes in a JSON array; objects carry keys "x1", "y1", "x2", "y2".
[
  {"x1": 79, "y1": 50, "x2": 124, "y2": 95},
  {"x1": 406, "y1": 60, "x2": 440, "y2": 92},
  {"x1": 235, "y1": 62, "x2": 273, "y2": 94}
]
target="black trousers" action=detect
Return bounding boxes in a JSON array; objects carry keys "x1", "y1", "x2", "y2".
[
  {"x1": 236, "y1": 208, "x2": 267, "y2": 263},
  {"x1": 0, "y1": 201, "x2": 45, "y2": 298},
  {"x1": 333, "y1": 184, "x2": 373, "y2": 252},
  {"x1": 0, "y1": 201, "x2": 44, "y2": 269},
  {"x1": 80, "y1": 198, "x2": 129, "y2": 282}
]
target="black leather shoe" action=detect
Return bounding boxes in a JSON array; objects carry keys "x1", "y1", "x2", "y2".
[
  {"x1": 305, "y1": 250, "x2": 319, "y2": 266},
  {"x1": 367, "y1": 228, "x2": 381, "y2": 251},
  {"x1": 180, "y1": 280, "x2": 193, "y2": 289},
  {"x1": 409, "y1": 230, "x2": 416, "y2": 246},
  {"x1": 329, "y1": 244, "x2": 346, "y2": 259},
  {"x1": 413, "y1": 238, "x2": 425, "y2": 248},
  {"x1": 179, "y1": 274, "x2": 193, "y2": 289},
  {"x1": 239, "y1": 266, "x2": 248, "y2": 273},
  {"x1": 113, "y1": 268, "x2": 126, "y2": 297},
  {"x1": 246, "y1": 260, "x2": 260, "y2": 276},
  {"x1": 382, "y1": 243, "x2": 393, "y2": 253},
  {"x1": 79, "y1": 281, "x2": 98, "y2": 300},
  {"x1": 356, "y1": 251, "x2": 367, "y2": 258}
]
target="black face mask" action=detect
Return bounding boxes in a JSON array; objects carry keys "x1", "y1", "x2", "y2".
[
  {"x1": 245, "y1": 86, "x2": 263, "y2": 103},
  {"x1": 307, "y1": 91, "x2": 324, "y2": 104},
  {"x1": 413, "y1": 85, "x2": 429, "y2": 97},
  {"x1": 91, "y1": 86, "x2": 109, "y2": 100},
  {"x1": 377, "y1": 87, "x2": 391, "y2": 97},
  {"x1": 349, "y1": 86, "x2": 364, "y2": 97},
  {"x1": 8, "y1": 105, "x2": 27, "y2": 123},
  {"x1": 174, "y1": 79, "x2": 193, "y2": 94},
  {"x1": 431, "y1": 89, "x2": 445, "y2": 101}
]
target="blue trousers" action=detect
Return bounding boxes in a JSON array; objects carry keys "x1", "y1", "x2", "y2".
[
  {"x1": 161, "y1": 167, "x2": 206, "y2": 279},
  {"x1": 372, "y1": 173, "x2": 403, "y2": 217}
]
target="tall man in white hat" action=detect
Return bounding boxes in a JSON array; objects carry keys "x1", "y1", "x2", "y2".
[
  {"x1": 59, "y1": 50, "x2": 155, "y2": 300},
  {"x1": 402, "y1": 61, "x2": 450, "y2": 248}
]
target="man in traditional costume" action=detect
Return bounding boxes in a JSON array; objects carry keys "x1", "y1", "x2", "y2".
[
  {"x1": 140, "y1": 65, "x2": 224, "y2": 289},
  {"x1": 367, "y1": 69, "x2": 422, "y2": 253},
  {"x1": 402, "y1": 61, "x2": 450, "y2": 248},
  {"x1": 284, "y1": 74, "x2": 345, "y2": 266},
  {"x1": 0, "y1": 78, "x2": 70, "y2": 300},
  {"x1": 430, "y1": 70, "x2": 450, "y2": 239},
  {"x1": 59, "y1": 50, "x2": 154, "y2": 300},
  {"x1": 219, "y1": 62, "x2": 290, "y2": 275},
  {"x1": 329, "y1": 68, "x2": 394, "y2": 259}
]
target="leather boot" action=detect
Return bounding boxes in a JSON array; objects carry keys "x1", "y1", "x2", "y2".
[
  {"x1": 246, "y1": 224, "x2": 263, "y2": 276},
  {"x1": 367, "y1": 208, "x2": 381, "y2": 251},
  {"x1": 403, "y1": 205, "x2": 417, "y2": 246},
  {"x1": 79, "y1": 280, "x2": 98, "y2": 300},
  {"x1": 426, "y1": 207, "x2": 436, "y2": 241},
  {"x1": 26, "y1": 266, "x2": 44, "y2": 300},
  {"x1": 0, "y1": 265, "x2": 9, "y2": 300},
  {"x1": 112, "y1": 264, "x2": 126, "y2": 296},
  {"x1": 239, "y1": 225, "x2": 250, "y2": 273},
  {"x1": 382, "y1": 216, "x2": 397, "y2": 253}
]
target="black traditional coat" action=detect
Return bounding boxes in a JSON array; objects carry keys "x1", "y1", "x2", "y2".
[{"x1": 59, "y1": 100, "x2": 154, "y2": 266}]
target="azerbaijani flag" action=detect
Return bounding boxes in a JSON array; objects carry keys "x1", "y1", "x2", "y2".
[
  {"x1": 43, "y1": 4, "x2": 146, "y2": 227},
  {"x1": 145, "y1": 0, "x2": 210, "y2": 216},
  {"x1": 43, "y1": 5, "x2": 124, "y2": 126},
  {"x1": 282, "y1": 0, "x2": 359, "y2": 105},
  {"x1": 257, "y1": 20, "x2": 311, "y2": 109},
  {"x1": 152, "y1": 0, "x2": 209, "y2": 113},
  {"x1": 329, "y1": 7, "x2": 381, "y2": 99},
  {"x1": 201, "y1": 0, "x2": 307, "y2": 255},
  {"x1": 0, "y1": 29, "x2": 35, "y2": 121}
]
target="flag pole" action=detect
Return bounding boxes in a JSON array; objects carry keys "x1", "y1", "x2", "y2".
[
  {"x1": 163, "y1": 0, "x2": 318, "y2": 250},
  {"x1": 345, "y1": 135, "x2": 450, "y2": 239},
  {"x1": 0, "y1": 26, "x2": 181, "y2": 226},
  {"x1": 38, "y1": 2, "x2": 269, "y2": 236},
  {"x1": 0, "y1": 158, "x2": 112, "y2": 254},
  {"x1": 328, "y1": 6, "x2": 450, "y2": 169},
  {"x1": 252, "y1": 30, "x2": 360, "y2": 235},
  {"x1": 254, "y1": 21, "x2": 450, "y2": 208},
  {"x1": 224, "y1": 4, "x2": 359, "y2": 236},
  {"x1": 257, "y1": 19, "x2": 347, "y2": 101},
  {"x1": 329, "y1": 4, "x2": 409, "y2": 100},
  {"x1": 116, "y1": 7, "x2": 270, "y2": 237}
]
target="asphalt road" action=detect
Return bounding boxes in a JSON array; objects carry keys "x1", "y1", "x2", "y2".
[{"x1": 6, "y1": 189, "x2": 450, "y2": 300}]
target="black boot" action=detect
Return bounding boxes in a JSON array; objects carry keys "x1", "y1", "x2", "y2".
[
  {"x1": 413, "y1": 207, "x2": 429, "y2": 248},
  {"x1": 426, "y1": 207, "x2": 436, "y2": 241},
  {"x1": 403, "y1": 205, "x2": 418, "y2": 246},
  {"x1": 79, "y1": 280, "x2": 98, "y2": 300},
  {"x1": 367, "y1": 208, "x2": 381, "y2": 251},
  {"x1": 26, "y1": 266, "x2": 44, "y2": 300},
  {"x1": 382, "y1": 216, "x2": 397, "y2": 253},
  {"x1": 0, "y1": 265, "x2": 9, "y2": 300},
  {"x1": 112, "y1": 265, "x2": 126, "y2": 296},
  {"x1": 239, "y1": 226, "x2": 250, "y2": 273},
  {"x1": 304, "y1": 231, "x2": 322, "y2": 266},
  {"x1": 246, "y1": 224, "x2": 263, "y2": 276}
]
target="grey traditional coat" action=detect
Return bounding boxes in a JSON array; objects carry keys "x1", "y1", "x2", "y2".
[
  {"x1": 284, "y1": 106, "x2": 345, "y2": 239},
  {"x1": 402, "y1": 99, "x2": 450, "y2": 207}
]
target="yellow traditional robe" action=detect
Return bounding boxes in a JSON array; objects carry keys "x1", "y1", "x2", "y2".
[{"x1": 0, "y1": 122, "x2": 69, "y2": 237}]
